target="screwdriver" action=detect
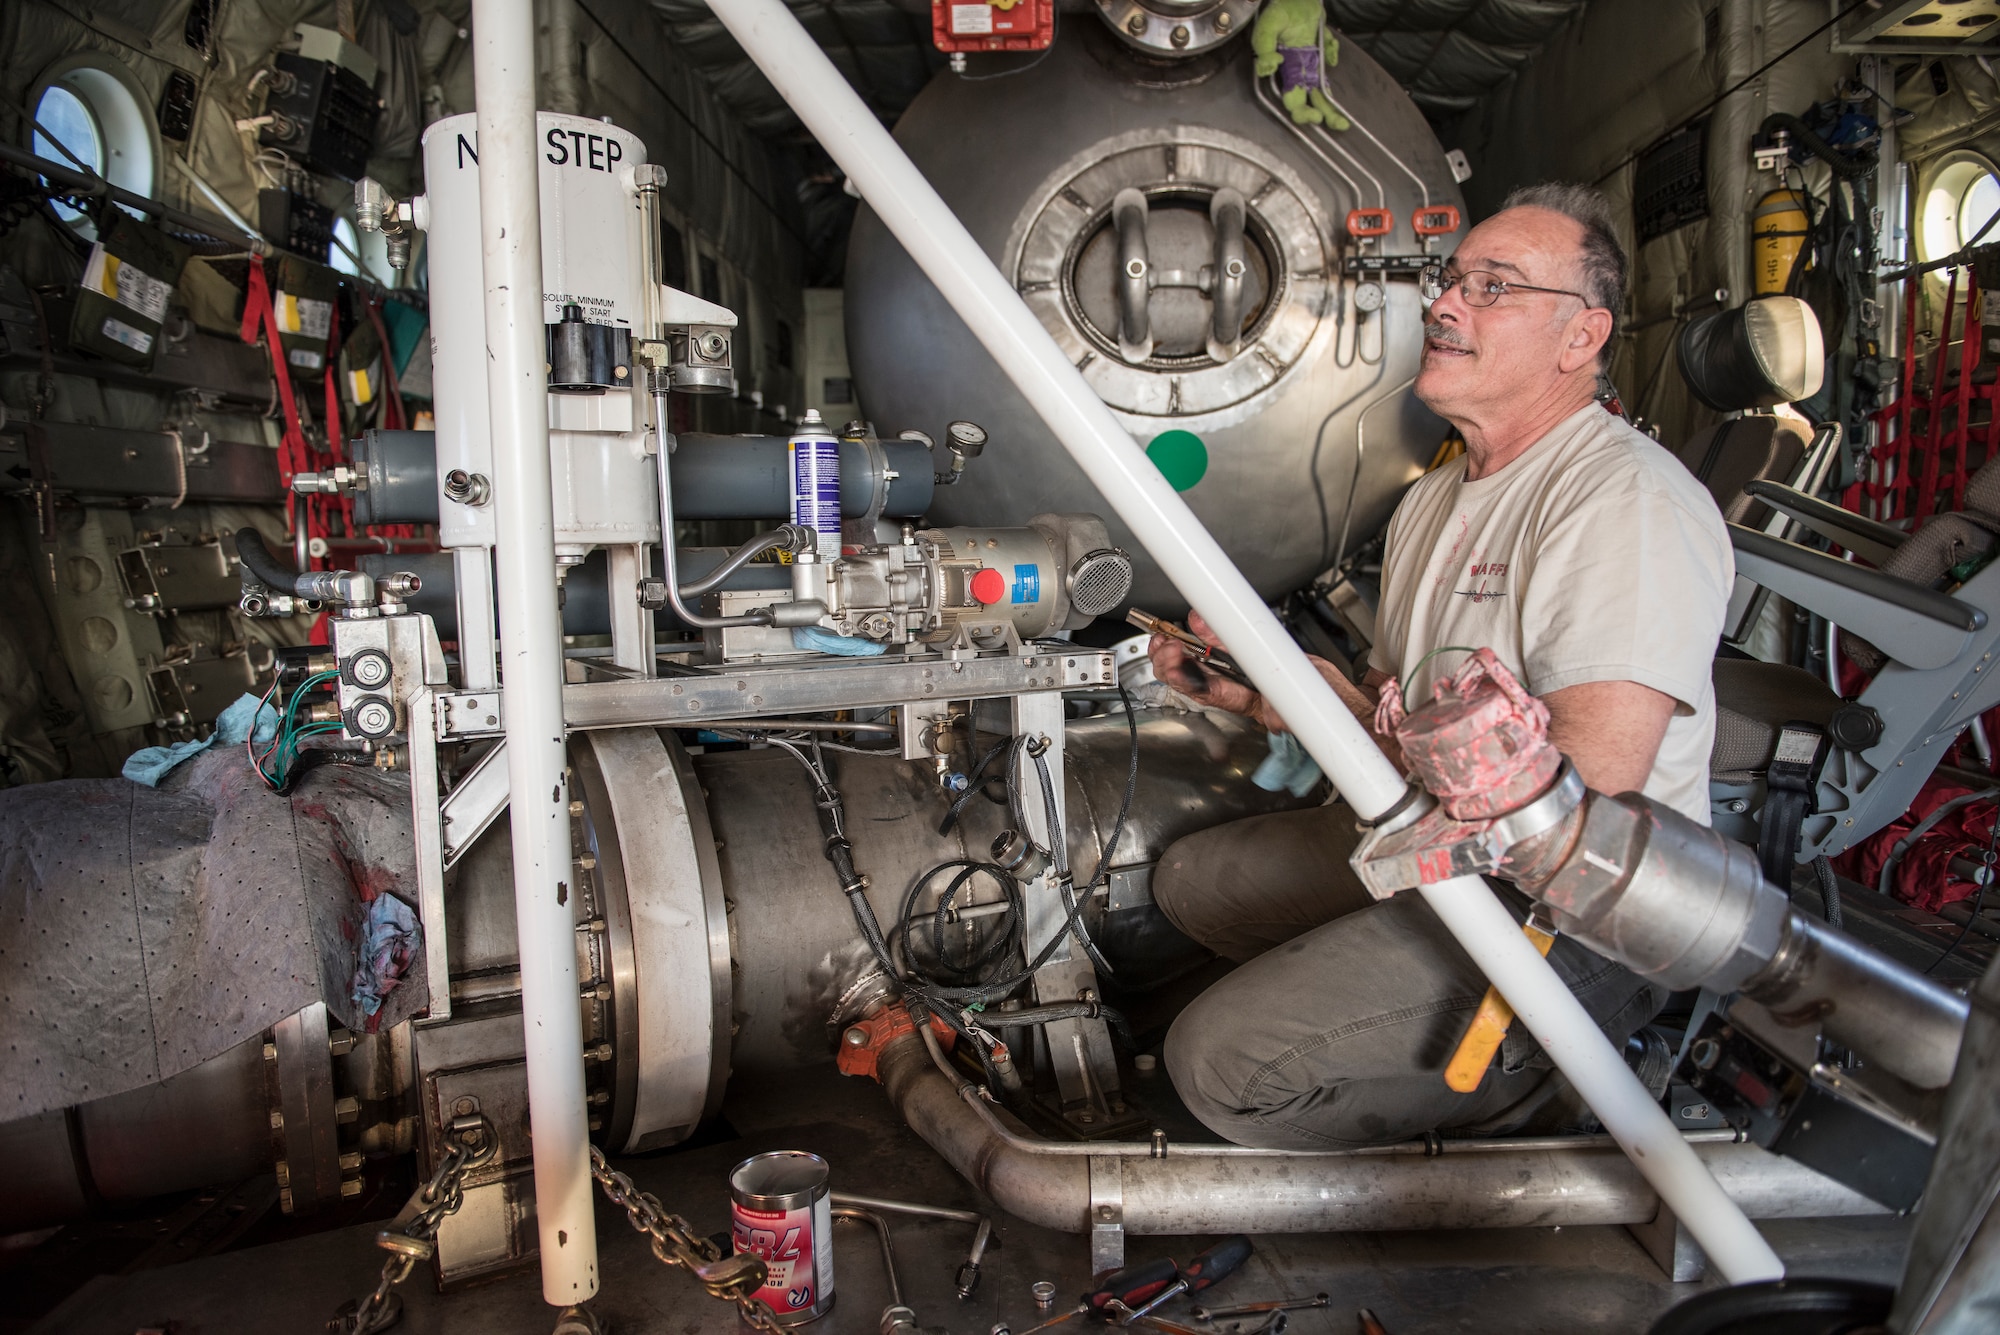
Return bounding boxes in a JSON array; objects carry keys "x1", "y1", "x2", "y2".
[
  {"x1": 1006, "y1": 1257, "x2": 1183, "y2": 1335},
  {"x1": 1116, "y1": 1236, "x2": 1255, "y2": 1325}
]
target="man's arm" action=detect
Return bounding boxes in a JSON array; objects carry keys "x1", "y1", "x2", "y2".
[
  {"x1": 1152, "y1": 617, "x2": 1674, "y2": 790},
  {"x1": 1542, "y1": 678, "x2": 1678, "y2": 797}
]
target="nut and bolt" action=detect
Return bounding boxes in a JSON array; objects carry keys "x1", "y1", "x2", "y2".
[
  {"x1": 1171, "y1": 23, "x2": 1191, "y2": 46},
  {"x1": 1126, "y1": 11, "x2": 1145, "y2": 33},
  {"x1": 844, "y1": 1026, "x2": 871, "y2": 1047},
  {"x1": 1032, "y1": 1281, "x2": 1058, "y2": 1312}
]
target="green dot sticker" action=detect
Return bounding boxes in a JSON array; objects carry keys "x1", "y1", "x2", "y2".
[{"x1": 1146, "y1": 429, "x2": 1208, "y2": 491}]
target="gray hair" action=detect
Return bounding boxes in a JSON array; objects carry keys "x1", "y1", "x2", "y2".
[{"x1": 1499, "y1": 182, "x2": 1626, "y2": 364}]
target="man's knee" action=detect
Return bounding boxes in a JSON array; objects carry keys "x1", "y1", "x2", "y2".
[{"x1": 1163, "y1": 984, "x2": 1282, "y2": 1145}]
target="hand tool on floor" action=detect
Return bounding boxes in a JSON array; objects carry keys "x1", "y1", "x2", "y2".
[
  {"x1": 1443, "y1": 906, "x2": 1558, "y2": 1092},
  {"x1": 1010, "y1": 1256, "x2": 1185, "y2": 1335},
  {"x1": 1357, "y1": 1309, "x2": 1391, "y2": 1335},
  {"x1": 1191, "y1": 1292, "x2": 1330, "y2": 1321},
  {"x1": 1127, "y1": 609, "x2": 1251, "y2": 685},
  {"x1": 1102, "y1": 1301, "x2": 1209, "y2": 1335},
  {"x1": 1117, "y1": 1236, "x2": 1255, "y2": 1325}
]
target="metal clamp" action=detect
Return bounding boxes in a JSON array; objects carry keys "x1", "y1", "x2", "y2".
[{"x1": 1349, "y1": 760, "x2": 1584, "y2": 899}]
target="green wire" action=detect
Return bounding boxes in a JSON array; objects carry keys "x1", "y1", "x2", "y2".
[
  {"x1": 1400, "y1": 645, "x2": 1478, "y2": 698},
  {"x1": 258, "y1": 671, "x2": 343, "y2": 788}
]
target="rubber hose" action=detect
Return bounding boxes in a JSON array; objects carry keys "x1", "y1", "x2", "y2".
[
  {"x1": 677, "y1": 526, "x2": 807, "y2": 598},
  {"x1": 1759, "y1": 113, "x2": 1876, "y2": 180},
  {"x1": 234, "y1": 526, "x2": 305, "y2": 595}
]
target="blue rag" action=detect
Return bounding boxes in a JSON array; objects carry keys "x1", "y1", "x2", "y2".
[
  {"x1": 351, "y1": 893, "x2": 423, "y2": 1018},
  {"x1": 1252, "y1": 730, "x2": 1324, "y2": 798},
  {"x1": 791, "y1": 625, "x2": 888, "y2": 656},
  {"x1": 121, "y1": 692, "x2": 281, "y2": 787}
]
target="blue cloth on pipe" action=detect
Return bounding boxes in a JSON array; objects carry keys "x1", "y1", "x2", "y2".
[
  {"x1": 121, "y1": 692, "x2": 281, "y2": 787},
  {"x1": 791, "y1": 626, "x2": 888, "y2": 656},
  {"x1": 1252, "y1": 730, "x2": 1323, "y2": 798}
]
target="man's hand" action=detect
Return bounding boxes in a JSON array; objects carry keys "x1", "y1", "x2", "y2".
[
  {"x1": 1147, "y1": 612, "x2": 1385, "y2": 751},
  {"x1": 1148, "y1": 610, "x2": 1277, "y2": 727}
]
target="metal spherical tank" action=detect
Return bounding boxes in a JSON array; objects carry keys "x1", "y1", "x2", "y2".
[{"x1": 846, "y1": 25, "x2": 1462, "y2": 609}]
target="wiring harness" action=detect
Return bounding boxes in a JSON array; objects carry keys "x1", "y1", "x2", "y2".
[
  {"x1": 247, "y1": 668, "x2": 345, "y2": 792},
  {"x1": 743, "y1": 690, "x2": 1141, "y2": 1096}
]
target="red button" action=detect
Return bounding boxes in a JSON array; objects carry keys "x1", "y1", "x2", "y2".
[{"x1": 969, "y1": 567, "x2": 1007, "y2": 605}]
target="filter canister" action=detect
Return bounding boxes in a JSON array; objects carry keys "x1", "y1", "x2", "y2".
[{"x1": 730, "y1": 1150, "x2": 834, "y2": 1324}]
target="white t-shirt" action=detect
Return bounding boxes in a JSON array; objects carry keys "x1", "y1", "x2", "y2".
[{"x1": 1368, "y1": 403, "x2": 1733, "y2": 824}]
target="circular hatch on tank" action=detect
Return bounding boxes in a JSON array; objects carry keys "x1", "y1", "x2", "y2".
[{"x1": 1010, "y1": 128, "x2": 1334, "y2": 424}]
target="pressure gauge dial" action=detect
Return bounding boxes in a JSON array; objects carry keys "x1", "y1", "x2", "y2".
[{"x1": 1355, "y1": 281, "x2": 1386, "y2": 314}]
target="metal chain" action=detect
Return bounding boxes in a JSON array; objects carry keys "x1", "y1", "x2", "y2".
[
  {"x1": 587, "y1": 1146, "x2": 787, "y2": 1334},
  {"x1": 327, "y1": 1114, "x2": 498, "y2": 1335}
]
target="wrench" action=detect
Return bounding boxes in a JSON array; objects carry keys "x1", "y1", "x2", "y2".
[{"x1": 1191, "y1": 1293, "x2": 1331, "y2": 1321}]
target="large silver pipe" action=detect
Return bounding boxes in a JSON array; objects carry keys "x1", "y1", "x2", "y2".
[
  {"x1": 1745, "y1": 910, "x2": 1971, "y2": 1094},
  {"x1": 1507, "y1": 790, "x2": 1969, "y2": 1095},
  {"x1": 875, "y1": 1033, "x2": 1882, "y2": 1235}
]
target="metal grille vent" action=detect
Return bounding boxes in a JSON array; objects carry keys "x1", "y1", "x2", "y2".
[{"x1": 1068, "y1": 549, "x2": 1133, "y2": 618}]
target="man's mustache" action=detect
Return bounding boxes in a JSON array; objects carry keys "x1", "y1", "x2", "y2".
[{"x1": 1424, "y1": 321, "x2": 1470, "y2": 350}]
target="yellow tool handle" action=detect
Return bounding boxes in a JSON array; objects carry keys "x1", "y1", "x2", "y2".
[{"x1": 1444, "y1": 922, "x2": 1555, "y2": 1093}]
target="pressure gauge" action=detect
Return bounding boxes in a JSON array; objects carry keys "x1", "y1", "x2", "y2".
[{"x1": 1355, "y1": 281, "x2": 1386, "y2": 314}]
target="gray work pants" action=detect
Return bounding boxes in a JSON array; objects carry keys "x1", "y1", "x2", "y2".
[{"x1": 1157, "y1": 804, "x2": 1666, "y2": 1150}]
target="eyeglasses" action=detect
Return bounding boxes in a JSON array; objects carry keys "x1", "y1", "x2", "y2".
[{"x1": 1419, "y1": 263, "x2": 1592, "y2": 308}]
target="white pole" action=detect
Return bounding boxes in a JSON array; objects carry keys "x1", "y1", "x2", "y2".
[
  {"x1": 709, "y1": 0, "x2": 1785, "y2": 1284},
  {"x1": 471, "y1": 0, "x2": 599, "y2": 1304}
]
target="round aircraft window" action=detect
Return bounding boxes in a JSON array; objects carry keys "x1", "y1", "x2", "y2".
[
  {"x1": 27, "y1": 58, "x2": 159, "y2": 238},
  {"x1": 1917, "y1": 152, "x2": 2000, "y2": 270}
]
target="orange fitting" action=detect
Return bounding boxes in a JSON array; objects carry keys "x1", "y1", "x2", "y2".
[
  {"x1": 1346, "y1": 208, "x2": 1394, "y2": 239},
  {"x1": 1413, "y1": 205, "x2": 1462, "y2": 237},
  {"x1": 836, "y1": 1003, "x2": 956, "y2": 1082}
]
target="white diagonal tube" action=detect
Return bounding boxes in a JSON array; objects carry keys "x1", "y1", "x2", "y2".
[
  {"x1": 709, "y1": 0, "x2": 1784, "y2": 1284},
  {"x1": 472, "y1": 0, "x2": 599, "y2": 1303}
]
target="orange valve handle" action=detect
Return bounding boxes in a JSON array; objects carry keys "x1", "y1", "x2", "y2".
[
  {"x1": 1346, "y1": 208, "x2": 1394, "y2": 239},
  {"x1": 1413, "y1": 205, "x2": 1462, "y2": 237},
  {"x1": 1443, "y1": 916, "x2": 1556, "y2": 1093}
]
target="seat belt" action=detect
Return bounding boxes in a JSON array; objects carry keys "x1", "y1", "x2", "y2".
[{"x1": 1759, "y1": 721, "x2": 1831, "y2": 886}]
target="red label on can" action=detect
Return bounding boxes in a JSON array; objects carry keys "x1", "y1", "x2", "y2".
[{"x1": 733, "y1": 1194, "x2": 834, "y2": 1318}]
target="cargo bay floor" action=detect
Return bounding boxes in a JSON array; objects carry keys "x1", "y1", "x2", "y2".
[
  {"x1": 23, "y1": 871, "x2": 1966, "y2": 1335},
  {"x1": 20, "y1": 1060, "x2": 1913, "y2": 1335}
]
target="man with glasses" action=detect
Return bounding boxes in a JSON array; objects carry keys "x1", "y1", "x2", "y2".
[{"x1": 1146, "y1": 183, "x2": 1733, "y2": 1149}]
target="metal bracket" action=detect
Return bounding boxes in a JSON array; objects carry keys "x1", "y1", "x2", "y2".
[
  {"x1": 1350, "y1": 762, "x2": 1584, "y2": 898},
  {"x1": 1629, "y1": 1201, "x2": 1707, "y2": 1283},
  {"x1": 1088, "y1": 1155, "x2": 1125, "y2": 1274},
  {"x1": 437, "y1": 691, "x2": 505, "y2": 740}
]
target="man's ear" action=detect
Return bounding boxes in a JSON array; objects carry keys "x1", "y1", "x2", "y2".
[{"x1": 1557, "y1": 306, "x2": 1614, "y2": 375}]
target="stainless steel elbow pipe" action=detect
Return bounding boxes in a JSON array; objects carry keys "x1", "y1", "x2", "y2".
[{"x1": 871, "y1": 1031, "x2": 1881, "y2": 1237}]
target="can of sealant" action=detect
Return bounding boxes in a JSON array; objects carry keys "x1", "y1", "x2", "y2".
[
  {"x1": 788, "y1": 411, "x2": 841, "y2": 561},
  {"x1": 730, "y1": 1151, "x2": 834, "y2": 1324}
]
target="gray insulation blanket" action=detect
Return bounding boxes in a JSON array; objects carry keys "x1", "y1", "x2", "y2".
[{"x1": 0, "y1": 749, "x2": 426, "y2": 1122}]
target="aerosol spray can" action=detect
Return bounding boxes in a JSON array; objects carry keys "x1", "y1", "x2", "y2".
[
  {"x1": 788, "y1": 409, "x2": 841, "y2": 561},
  {"x1": 730, "y1": 1151, "x2": 834, "y2": 1323}
]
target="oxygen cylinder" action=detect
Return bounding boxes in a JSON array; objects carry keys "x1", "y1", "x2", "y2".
[{"x1": 1753, "y1": 189, "x2": 1811, "y2": 296}]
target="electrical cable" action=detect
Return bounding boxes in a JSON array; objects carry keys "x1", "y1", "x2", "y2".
[
  {"x1": 775, "y1": 689, "x2": 1145, "y2": 1094},
  {"x1": 953, "y1": 4, "x2": 1058, "y2": 81},
  {"x1": 1929, "y1": 810, "x2": 2000, "y2": 975},
  {"x1": 1877, "y1": 787, "x2": 2000, "y2": 899}
]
